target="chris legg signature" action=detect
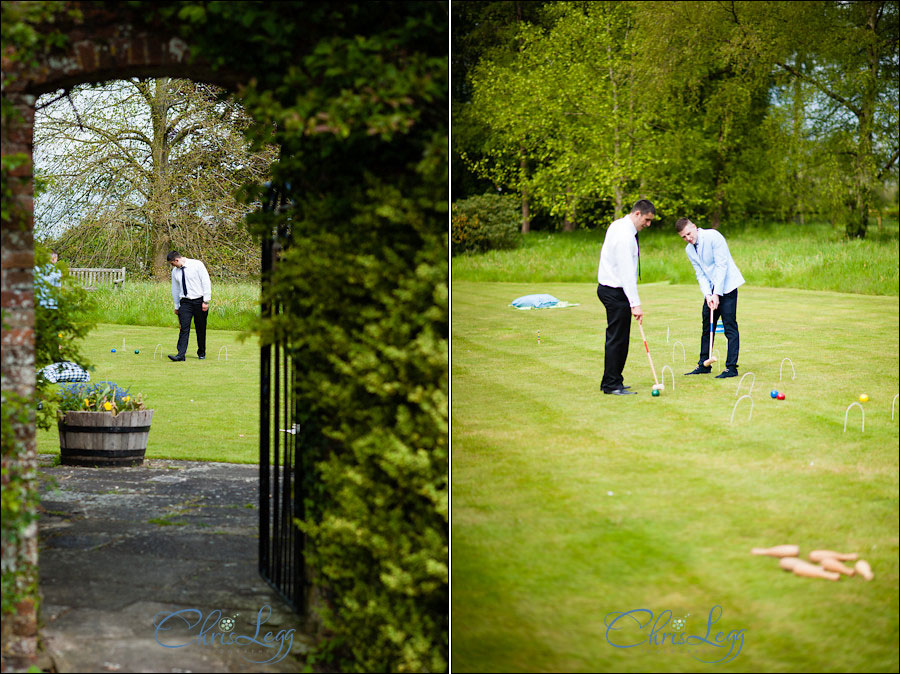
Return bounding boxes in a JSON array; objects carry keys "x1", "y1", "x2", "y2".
[{"x1": 604, "y1": 605, "x2": 745, "y2": 664}]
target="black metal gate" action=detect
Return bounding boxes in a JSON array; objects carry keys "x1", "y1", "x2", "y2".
[{"x1": 259, "y1": 186, "x2": 305, "y2": 612}]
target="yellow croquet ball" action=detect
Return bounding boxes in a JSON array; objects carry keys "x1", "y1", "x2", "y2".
[{"x1": 859, "y1": 394, "x2": 869, "y2": 403}]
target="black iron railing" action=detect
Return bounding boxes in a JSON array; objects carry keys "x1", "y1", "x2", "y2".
[{"x1": 259, "y1": 185, "x2": 305, "y2": 612}]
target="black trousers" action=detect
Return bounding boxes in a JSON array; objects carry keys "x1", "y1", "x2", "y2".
[
  {"x1": 176, "y1": 297, "x2": 208, "y2": 358},
  {"x1": 596, "y1": 284, "x2": 632, "y2": 392},
  {"x1": 698, "y1": 288, "x2": 739, "y2": 370}
]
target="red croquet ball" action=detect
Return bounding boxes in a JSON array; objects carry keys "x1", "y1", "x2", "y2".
[{"x1": 776, "y1": 392, "x2": 785, "y2": 400}]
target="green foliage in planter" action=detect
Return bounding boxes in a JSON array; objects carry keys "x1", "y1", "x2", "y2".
[{"x1": 451, "y1": 193, "x2": 522, "y2": 255}]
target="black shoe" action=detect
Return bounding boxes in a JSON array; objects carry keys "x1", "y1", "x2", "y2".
[
  {"x1": 715, "y1": 368, "x2": 738, "y2": 378},
  {"x1": 604, "y1": 388, "x2": 637, "y2": 395},
  {"x1": 198, "y1": 355, "x2": 206, "y2": 360},
  {"x1": 684, "y1": 366, "x2": 711, "y2": 375},
  {"x1": 168, "y1": 354, "x2": 185, "y2": 362}
]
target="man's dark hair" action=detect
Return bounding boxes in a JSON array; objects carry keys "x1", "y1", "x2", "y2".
[
  {"x1": 674, "y1": 218, "x2": 692, "y2": 232},
  {"x1": 166, "y1": 250, "x2": 181, "y2": 262},
  {"x1": 632, "y1": 199, "x2": 655, "y2": 216}
]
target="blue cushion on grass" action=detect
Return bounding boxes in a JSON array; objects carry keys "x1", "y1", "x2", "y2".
[{"x1": 511, "y1": 294, "x2": 560, "y2": 309}]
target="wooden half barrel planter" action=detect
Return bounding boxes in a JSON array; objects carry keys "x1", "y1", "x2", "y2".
[{"x1": 58, "y1": 410, "x2": 154, "y2": 467}]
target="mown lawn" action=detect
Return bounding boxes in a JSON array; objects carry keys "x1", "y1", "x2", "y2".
[
  {"x1": 451, "y1": 281, "x2": 899, "y2": 672},
  {"x1": 39, "y1": 323, "x2": 261, "y2": 463}
]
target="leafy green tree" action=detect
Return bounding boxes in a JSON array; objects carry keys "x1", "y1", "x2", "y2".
[
  {"x1": 452, "y1": 1, "x2": 549, "y2": 231},
  {"x1": 34, "y1": 78, "x2": 277, "y2": 277},
  {"x1": 638, "y1": 0, "x2": 899, "y2": 237},
  {"x1": 633, "y1": 1, "x2": 780, "y2": 225},
  {"x1": 466, "y1": 2, "x2": 655, "y2": 230}
]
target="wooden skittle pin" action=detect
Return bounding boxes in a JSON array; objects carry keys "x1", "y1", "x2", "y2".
[
  {"x1": 855, "y1": 560, "x2": 874, "y2": 581},
  {"x1": 809, "y1": 550, "x2": 858, "y2": 563},
  {"x1": 790, "y1": 560, "x2": 840, "y2": 581},
  {"x1": 751, "y1": 545, "x2": 799, "y2": 558},
  {"x1": 820, "y1": 557, "x2": 855, "y2": 576}
]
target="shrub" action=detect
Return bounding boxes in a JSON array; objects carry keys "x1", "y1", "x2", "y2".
[
  {"x1": 236, "y1": 4, "x2": 449, "y2": 669},
  {"x1": 451, "y1": 193, "x2": 521, "y2": 254},
  {"x1": 33, "y1": 244, "x2": 97, "y2": 430}
]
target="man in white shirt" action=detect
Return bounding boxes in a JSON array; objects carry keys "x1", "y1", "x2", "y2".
[
  {"x1": 166, "y1": 250, "x2": 212, "y2": 362},
  {"x1": 596, "y1": 199, "x2": 656, "y2": 395},
  {"x1": 675, "y1": 218, "x2": 745, "y2": 378}
]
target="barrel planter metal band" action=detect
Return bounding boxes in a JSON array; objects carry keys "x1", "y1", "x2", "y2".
[
  {"x1": 58, "y1": 410, "x2": 154, "y2": 467},
  {"x1": 59, "y1": 424, "x2": 152, "y2": 433}
]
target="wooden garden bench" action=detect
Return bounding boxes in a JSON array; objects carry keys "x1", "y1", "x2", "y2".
[{"x1": 68, "y1": 267, "x2": 126, "y2": 290}]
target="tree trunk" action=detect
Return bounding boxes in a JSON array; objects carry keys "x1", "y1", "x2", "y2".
[
  {"x1": 846, "y1": 2, "x2": 881, "y2": 240},
  {"x1": 520, "y1": 152, "x2": 530, "y2": 234},
  {"x1": 521, "y1": 192, "x2": 530, "y2": 234},
  {"x1": 563, "y1": 186, "x2": 575, "y2": 231},
  {"x1": 148, "y1": 78, "x2": 176, "y2": 277}
]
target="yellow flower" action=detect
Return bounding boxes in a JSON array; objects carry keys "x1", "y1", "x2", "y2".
[
  {"x1": 84, "y1": 398, "x2": 91, "y2": 408},
  {"x1": 103, "y1": 401, "x2": 112, "y2": 411},
  {"x1": 123, "y1": 396, "x2": 130, "y2": 403}
]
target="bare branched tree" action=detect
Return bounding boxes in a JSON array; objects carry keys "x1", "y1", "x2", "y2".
[{"x1": 34, "y1": 78, "x2": 278, "y2": 278}]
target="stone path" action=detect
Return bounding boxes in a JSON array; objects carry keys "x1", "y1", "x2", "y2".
[{"x1": 36, "y1": 456, "x2": 313, "y2": 673}]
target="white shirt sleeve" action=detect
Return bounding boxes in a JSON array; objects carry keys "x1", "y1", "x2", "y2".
[
  {"x1": 597, "y1": 218, "x2": 641, "y2": 307},
  {"x1": 198, "y1": 261, "x2": 211, "y2": 303},
  {"x1": 618, "y1": 234, "x2": 641, "y2": 307},
  {"x1": 172, "y1": 268, "x2": 181, "y2": 309}
]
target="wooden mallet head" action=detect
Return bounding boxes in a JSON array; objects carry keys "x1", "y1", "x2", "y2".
[{"x1": 704, "y1": 317, "x2": 716, "y2": 367}]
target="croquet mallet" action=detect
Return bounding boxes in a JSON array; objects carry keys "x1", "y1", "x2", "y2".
[
  {"x1": 703, "y1": 307, "x2": 717, "y2": 368},
  {"x1": 637, "y1": 317, "x2": 663, "y2": 391}
]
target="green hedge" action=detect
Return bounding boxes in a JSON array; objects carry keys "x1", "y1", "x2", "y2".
[
  {"x1": 191, "y1": 3, "x2": 450, "y2": 671},
  {"x1": 451, "y1": 193, "x2": 522, "y2": 254}
]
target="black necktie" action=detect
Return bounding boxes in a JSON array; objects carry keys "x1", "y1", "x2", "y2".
[
  {"x1": 181, "y1": 266, "x2": 188, "y2": 296},
  {"x1": 635, "y1": 233, "x2": 641, "y2": 280}
]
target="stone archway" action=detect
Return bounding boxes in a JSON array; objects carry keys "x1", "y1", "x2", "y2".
[{"x1": 1, "y1": 4, "x2": 253, "y2": 668}]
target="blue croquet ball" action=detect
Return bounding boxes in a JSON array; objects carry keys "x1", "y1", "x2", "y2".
[
  {"x1": 770, "y1": 390, "x2": 778, "y2": 398},
  {"x1": 134, "y1": 350, "x2": 140, "y2": 354},
  {"x1": 651, "y1": 389, "x2": 660, "y2": 397},
  {"x1": 111, "y1": 348, "x2": 116, "y2": 353}
]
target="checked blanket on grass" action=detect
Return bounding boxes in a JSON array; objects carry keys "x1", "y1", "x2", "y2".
[
  {"x1": 510, "y1": 294, "x2": 579, "y2": 310},
  {"x1": 38, "y1": 361, "x2": 91, "y2": 383}
]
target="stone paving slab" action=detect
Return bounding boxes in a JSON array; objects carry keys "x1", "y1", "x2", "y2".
[{"x1": 36, "y1": 456, "x2": 313, "y2": 673}]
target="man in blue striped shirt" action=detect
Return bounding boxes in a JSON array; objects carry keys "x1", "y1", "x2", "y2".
[{"x1": 675, "y1": 218, "x2": 745, "y2": 378}]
